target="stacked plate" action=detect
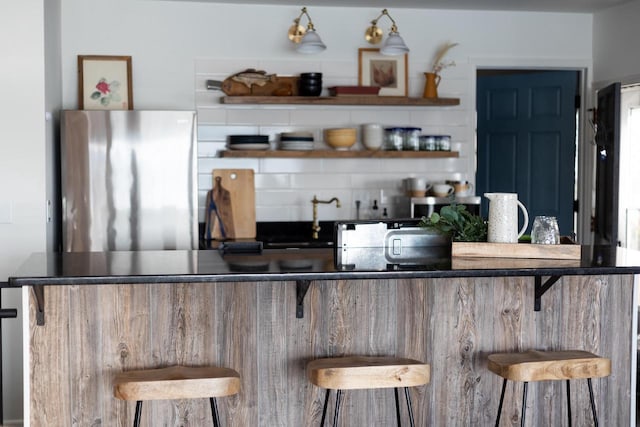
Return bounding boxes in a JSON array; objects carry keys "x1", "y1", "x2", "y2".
[
  {"x1": 279, "y1": 132, "x2": 314, "y2": 151},
  {"x1": 227, "y1": 135, "x2": 270, "y2": 150}
]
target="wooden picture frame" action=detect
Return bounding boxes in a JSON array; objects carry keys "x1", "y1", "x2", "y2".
[
  {"x1": 358, "y1": 48, "x2": 408, "y2": 97},
  {"x1": 78, "y1": 55, "x2": 133, "y2": 110}
]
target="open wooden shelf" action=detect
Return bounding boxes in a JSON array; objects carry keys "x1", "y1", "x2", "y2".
[
  {"x1": 221, "y1": 96, "x2": 460, "y2": 106},
  {"x1": 219, "y1": 150, "x2": 459, "y2": 158}
]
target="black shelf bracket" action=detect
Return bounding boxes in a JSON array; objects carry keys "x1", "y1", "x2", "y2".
[
  {"x1": 296, "y1": 280, "x2": 312, "y2": 319},
  {"x1": 32, "y1": 285, "x2": 45, "y2": 326},
  {"x1": 534, "y1": 275, "x2": 562, "y2": 311}
]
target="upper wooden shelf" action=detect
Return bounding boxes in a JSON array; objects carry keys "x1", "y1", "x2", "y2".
[
  {"x1": 219, "y1": 150, "x2": 459, "y2": 159},
  {"x1": 220, "y1": 96, "x2": 460, "y2": 106}
]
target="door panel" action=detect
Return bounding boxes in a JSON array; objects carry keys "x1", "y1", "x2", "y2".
[
  {"x1": 594, "y1": 82, "x2": 621, "y2": 245},
  {"x1": 477, "y1": 71, "x2": 578, "y2": 236}
]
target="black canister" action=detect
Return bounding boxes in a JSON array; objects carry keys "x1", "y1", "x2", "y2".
[{"x1": 298, "y1": 72, "x2": 322, "y2": 96}]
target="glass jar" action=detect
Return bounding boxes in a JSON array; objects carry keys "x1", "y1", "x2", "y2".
[
  {"x1": 437, "y1": 135, "x2": 451, "y2": 151},
  {"x1": 403, "y1": 127, "x2": 421, "y2": 151},
  {"x1": 419, "y1": 135, "x2": 437, "y2": 151},
  {"x1": 384, "y1": 127, "x2": 404, "y2": 151}
]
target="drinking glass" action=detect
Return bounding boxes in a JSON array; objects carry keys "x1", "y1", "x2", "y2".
[{"x1": 531, "y1": 216, "x2": 560, "y2": 244}]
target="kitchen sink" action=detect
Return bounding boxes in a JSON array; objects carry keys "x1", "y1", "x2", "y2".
[{"x1": 256, "y1": 221, "x2": 335, "y2": 249}]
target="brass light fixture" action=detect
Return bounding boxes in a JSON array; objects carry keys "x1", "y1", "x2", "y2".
[
  {"x1": 288, "y1": 7, "x2": 326, "y2": 54},
  {"x1": 365, "y1": 9, "x2": 409, "y2": 56}
]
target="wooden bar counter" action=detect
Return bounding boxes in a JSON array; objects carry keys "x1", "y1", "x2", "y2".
[{"x1": 9, "y1": 246, "x2": 640, "y2": 426}]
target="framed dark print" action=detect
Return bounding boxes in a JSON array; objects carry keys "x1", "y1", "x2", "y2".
[
  {"x1": 358, "y1": 48, "x2": 408, "y2": 97},
  {"x1": 78, "y1": 55, "x2": 133, "y2": 110}
]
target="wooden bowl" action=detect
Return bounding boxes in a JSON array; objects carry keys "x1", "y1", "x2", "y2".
[{"x1": 324, "y1": 128, "x2": 357, "y2": 150}]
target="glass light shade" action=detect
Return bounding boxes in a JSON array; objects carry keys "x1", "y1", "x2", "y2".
[
  {"x1": 296, "y1": 29, "x2": 326, "y2": 54},
  {"x1": 380, "y1": 32, "x2": 409, "y2": 56}
]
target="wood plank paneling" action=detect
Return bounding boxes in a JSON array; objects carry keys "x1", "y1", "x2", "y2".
[{"x1": 27, "y1": 275, "x2": 635, "y2": 426}]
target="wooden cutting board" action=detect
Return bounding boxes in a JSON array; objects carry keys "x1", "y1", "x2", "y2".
[{"x1": 209, "y1": 169, "x2": 256, "y2": 240}]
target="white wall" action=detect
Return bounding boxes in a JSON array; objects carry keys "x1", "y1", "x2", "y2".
[
  {"x1": 60, "y1": 0, "x2": 593, "y2": 222},
  {"x1": 593, "y1": 0, "x2": 640, "y2": 86},
  {"x1": 0, "y1": 0, "x2": 49, "y2": 422}
]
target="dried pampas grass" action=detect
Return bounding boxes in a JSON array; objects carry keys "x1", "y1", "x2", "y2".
[{"x1": 431, "y1": 42, "x2": 458, "y2": 74}]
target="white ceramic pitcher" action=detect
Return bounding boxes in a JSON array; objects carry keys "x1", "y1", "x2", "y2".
[{"x1": 484, "y1": 193, "x2": 529, "y2": 243}]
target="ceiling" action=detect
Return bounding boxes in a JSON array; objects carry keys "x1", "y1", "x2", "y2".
[{"x1": 170, "y1": 0, "x2": 637, "y2": 13}]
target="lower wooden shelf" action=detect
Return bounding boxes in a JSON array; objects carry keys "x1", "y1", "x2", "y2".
[{"x1": 219, "y1": 150, "x2": 459, "y2": 158}]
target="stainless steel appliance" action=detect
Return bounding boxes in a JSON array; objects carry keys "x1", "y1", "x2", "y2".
[
  {"x1": 334, "y1": 220, "x2": 451, "y2": 270},
  {"x1": 61, "y1": 110, "x2": 198, "y2": 251}
]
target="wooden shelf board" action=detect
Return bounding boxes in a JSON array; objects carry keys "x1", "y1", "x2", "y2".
[
  {"x1": 451, "y1": 242, "x2": 581, "y2": 260},
  {"x1": 221, "y1": 96, "x2": 460, "y2": 106},
  {"x1": 219, "y1": 150, "x2": 459, "y2": 159}
]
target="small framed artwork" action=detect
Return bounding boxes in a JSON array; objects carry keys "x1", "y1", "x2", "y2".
[
  {"x1": 78, "y1": 55, "x2": 133, "y2": 110},
  {"x1": 358, "y1": 48, "x2": 408, "y2": 97}
]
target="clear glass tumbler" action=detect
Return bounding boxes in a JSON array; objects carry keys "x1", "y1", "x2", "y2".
[{"x1": 531, "y1": 216, "x2": 560, "y2": 244}]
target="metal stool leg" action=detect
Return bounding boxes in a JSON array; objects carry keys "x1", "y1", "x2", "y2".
[
  {"x1": 320, "y1": 389, "x2": 331, "y2": 427},
  {"x1": 495, "y1": 378, "x2": 507, "y2": 427},
  {"x1": 566, "y1": 380, "x2": 572, "y2": 427},
  {"x1": 394, "y1": 388, "x2": 402, "y2": 426},
  {"x1": 133, "y1": 401, "x2": 142, "y2": 427},
  {"x1": 520, "y1": 382, "x2": 528, "y2": 427},
  {"x1": 210, "y1": 397, "x2": 220, "y2": 427},
  {"x1": 333, "y1": 389, "x2": 343, "y2": 427},
  {"x1": 587, "y1": 378, "x2": 599, "y2": 427},
  {"x1": 404, "y1": 387, "x2": 416, "y2": 427}
]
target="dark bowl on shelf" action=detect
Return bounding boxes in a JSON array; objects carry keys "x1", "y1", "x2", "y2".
[
  {"x1": 298, "y1": 84, "x2": 322, "y2": 96},
  {"x1": 300, "y1": 72, "x2": 322, "y2": 80}
]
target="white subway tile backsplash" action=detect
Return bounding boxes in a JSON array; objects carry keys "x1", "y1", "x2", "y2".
[
  {"x1": 255, "y1": 173, "x2": 291, "y2": 189},
  {"x1": 226, "y1": 109, "x2": 291, "y2": 125},
  {"x1": 290, "y1": 173, "x2": 353, "y2": 189},
  {"x1": 196, "y1": 108, "x2": 227, "y2": 125},
  {"x1": 321, "y1": 158, "x2": 382, "y2": 173},
  {"x1": 195, "y1": 57, "x2": 476, "y2": 223},
  {"x1": 260, "y1": 158, "x2": 324, "y2": 174},
  {"x1": 289, "y1": 109, "x2": 354, "y2": 125}
]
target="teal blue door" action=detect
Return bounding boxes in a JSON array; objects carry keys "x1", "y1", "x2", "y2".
[{"x1": 477, "y1": 71, "x2": 578, "y2": 236}]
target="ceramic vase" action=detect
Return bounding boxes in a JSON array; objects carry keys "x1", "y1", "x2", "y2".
[{"x1": 423, "y1": 72, "x2": 441, "y2": 99}]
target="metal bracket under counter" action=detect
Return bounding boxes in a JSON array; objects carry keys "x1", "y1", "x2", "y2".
[
  {"x1": 296, "y1": 280, "x2": 311, "y2": 318},
  {"x1": 33, "y1": 285, "x2": 45, "y2": 326},
  {"x1": 534, "y1": 275, "x2": 562, "y2": 311}
]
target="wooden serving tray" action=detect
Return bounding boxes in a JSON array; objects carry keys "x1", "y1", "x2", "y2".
[{"x1": 451, "y1": 242, "x2": 581, "y2": 260}]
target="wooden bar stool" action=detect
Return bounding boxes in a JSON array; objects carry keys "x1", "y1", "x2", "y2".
[
  {"x1": 306, "y1": 356, "x2": 430, "y2": 427},
  {"x1": 488, "y1": 350, "x2": 611, "y2": 427},
  {"x1": 114, "y1": 365, "x2": 240, "y2": 427}
]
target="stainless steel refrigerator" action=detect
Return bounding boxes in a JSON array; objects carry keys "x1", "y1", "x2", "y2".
[{"x1": 61, "y1": 110, "x2": 198, "y2": 251}]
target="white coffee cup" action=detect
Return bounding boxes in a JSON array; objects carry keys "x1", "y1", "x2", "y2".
[
  {"x1": 432, "y1": 183, "x2": 454, "y2": 197},
  {"x1": 361, "y1": 123, "x2": 383, "y2": 150},
  {"x1": 406, "y1": 177, "x2": 427, "y2": 197}
]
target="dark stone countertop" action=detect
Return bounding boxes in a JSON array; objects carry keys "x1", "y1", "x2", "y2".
[{"x1": 7, "y1": 245, "x2": 640, "y2": 287}]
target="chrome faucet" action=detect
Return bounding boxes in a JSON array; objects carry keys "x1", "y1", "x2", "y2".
[{"x1": 311, "y1": 195, "x2": 341, "y2": 239}]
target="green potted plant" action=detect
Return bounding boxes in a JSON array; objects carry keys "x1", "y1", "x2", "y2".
[{"x1": 418, "y1": 204, "x2": 487, "y2": 242}]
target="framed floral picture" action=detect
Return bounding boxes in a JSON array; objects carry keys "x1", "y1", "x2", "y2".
[
  {"x1": 78, "y1": 55, "x2": 133, "y2": 110},
  {"x1": 358, "y1": 48, "x2": 408, "y2": 97}
]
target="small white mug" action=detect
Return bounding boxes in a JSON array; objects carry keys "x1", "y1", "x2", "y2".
[{"x1": 432, "y1": 183, "x2": 454, "y2": 197}]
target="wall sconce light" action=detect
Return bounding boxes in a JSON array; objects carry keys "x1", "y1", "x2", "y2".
[
  {"x1": 288, "y1": 7, "x2": 326, "y2": 54},
  {"x1": 364, "y1": 9, "x2": 409, "y2": 56}
]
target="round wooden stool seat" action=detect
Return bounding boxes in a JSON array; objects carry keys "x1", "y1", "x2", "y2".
[
  {"x1": 307, "y1": 356, "x2": 430, "y2": 390},
  {"x1": 114, "y1": 365, "x2": 240, "y2": 427},
  {"x1": 488, "y1": 350, "x2": 611, "y2": 382},
  {"x1": 487, "y1": 350, "x2": 610, "y2": 427},
  {"x1": 307, "y1": 356, "x2": 429, "y2": 427}
]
